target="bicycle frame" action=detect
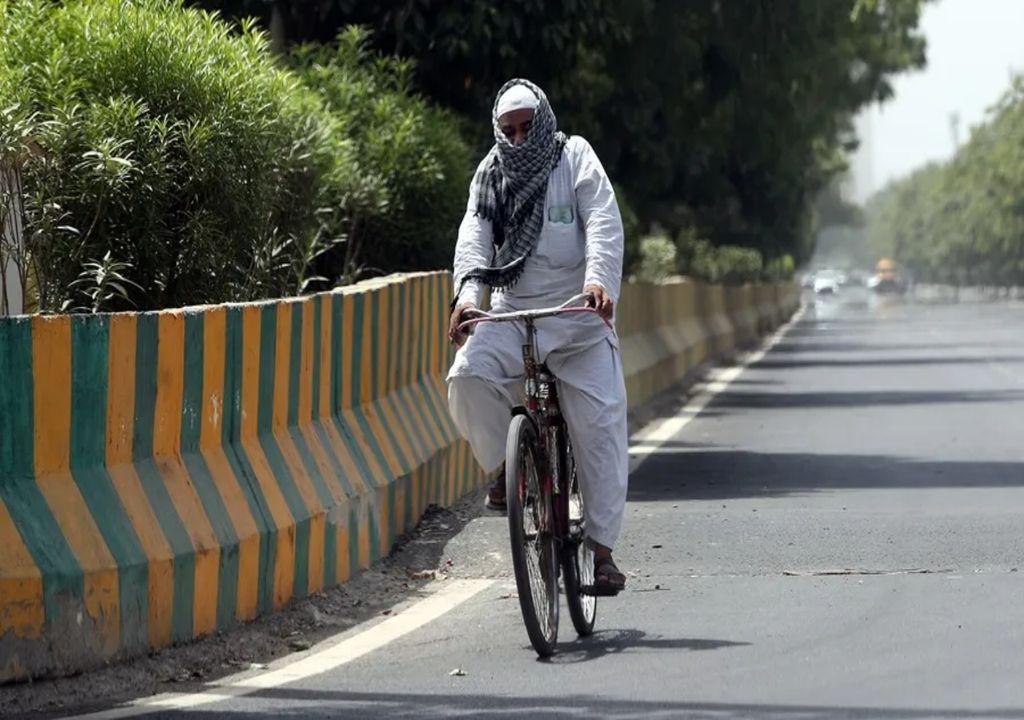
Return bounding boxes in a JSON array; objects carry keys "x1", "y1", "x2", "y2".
[{"x1": 457, "y1": 294, "x2": 611, "y2": 545}]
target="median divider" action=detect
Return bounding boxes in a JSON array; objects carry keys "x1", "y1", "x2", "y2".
[
  {"x1": 0, "y1": 272, "x2": 798, "y2": 682},
  {"x1": 0, "y1": 272, "x2": 482, "y2": 682},
  {"x1": 617, "y1": 279, "x2": 799, "y2": 409}
]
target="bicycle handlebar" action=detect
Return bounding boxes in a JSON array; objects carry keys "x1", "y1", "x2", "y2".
[{"x1": 456, "y1": 293, "x2": 612, "y2": 333}]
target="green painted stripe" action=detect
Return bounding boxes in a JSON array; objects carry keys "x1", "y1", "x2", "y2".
[
  {"x1": 325, "y1": 296, "x2": 372, "y2": 499},
  {"x1": 69, "y1": 315, "x2": 149, "y2": 652},
  {"x1": 369, "y1": 291, "x2": 380, "y2": 404},
  {"x1": 323, "y1": 515, "x2": 337, "y2": 588},
  {"x1": 329, "y1": 296, "x2": 343, "y2": 416},
  {"x1": 386, "y1": 480, "x2": 397, "y2": 550},
  {"x1": 312, "y1": 424, "x2": 350, "y2": 496},
  {"x1": 287, "y1": 303, "x2": 302, "y2": 428},
  {"x1": 350, "y1": 294, "x2": 398, "y2": 479},
  {"x1": 422, "y1": 277, "x2": 432, "y2": 380},
  {"x1": 386, "y1": 284, "x2": 430, "y2": 464},
  {"x1": 133, "y1": 313, "x2": 194, "y2": 643},
  {"x1": 387, "y1": 391, "x2": 427, "y2": 468},
  {"x1": 309, "y1": 296, "x2": 356, "y2": 497},
  {"x1": 329, "y1": 296, "x2": 384, "y2": 497},
  {"x1": 369, "y1": 291, "x2": 411, "y2": 472},
  {"x1": 221, "y1": 308, "x2": 275, "y2": 615},
  {"x1": 311, "y1": 298, "x2": 323, "y2": 420},
  {"x1": 348, "y1": 504, "x2": 359, "y2": 572},
  {"x1": 407, "y1": 380, "x2": 445, "y2": 453},
  {"x1": 286, "y1": 303, "x2": 335, "y2": 508},
  {"x1": 0, "y1": 318, "x2": 84, "y2": 627},
  {"x1": 417, "y1": 377, "x2": 457, "y2": 448},
  {"x1": 257, "y1": 305, "x2": 310, "y2": 601},
  {"x1": 402, "y1": 473, "x2": 414, "y2": 536},
  {"x1": 181, "y1": 313, "x2": 239, "y2": 630}
]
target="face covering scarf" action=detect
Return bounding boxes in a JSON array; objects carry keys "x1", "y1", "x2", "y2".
[{"x1": 459, "y1": 78, "x2": 567, "y2": 294}]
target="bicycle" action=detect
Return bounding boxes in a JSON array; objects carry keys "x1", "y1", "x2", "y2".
[{"x1": 457, "y1": 293, "x2": 614, "y2": 658}]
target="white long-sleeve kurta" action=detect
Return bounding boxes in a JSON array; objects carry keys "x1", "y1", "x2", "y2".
[{"x1": 446, "y1": 136, "x2": 629, "y2": 549}]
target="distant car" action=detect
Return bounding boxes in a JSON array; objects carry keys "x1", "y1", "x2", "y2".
[{"x1": 814, "y1": 276, "x2": 839, "y2": 295}]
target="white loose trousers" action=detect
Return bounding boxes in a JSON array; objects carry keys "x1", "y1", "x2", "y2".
[{"x1": 448, "y1": 330, "x2": 628, "y2": 550}]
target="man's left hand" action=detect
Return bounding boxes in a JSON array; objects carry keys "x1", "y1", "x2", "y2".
[{"x1": 583, "y1": 283, "x2": 614, "y2": 321}]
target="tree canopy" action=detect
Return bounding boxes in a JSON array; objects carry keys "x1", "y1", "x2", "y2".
[
  {"x1": 867, "y1": 74, "x2": 1024, "y2": 286},
  {"x1": 198, "y1": 0, "x2": 928, "y2": 268}
]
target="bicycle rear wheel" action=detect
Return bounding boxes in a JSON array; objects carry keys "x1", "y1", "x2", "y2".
[
  {"x1": 562, "y1": 459, "x2": 597, "y2": 637},
  {"x1": 506, "y1": 414, "x2": 559, "y2": 657}
]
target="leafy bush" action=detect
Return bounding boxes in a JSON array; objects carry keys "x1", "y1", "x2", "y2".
[
  {"x1": 1, "y1": 3, "x2": 474, "y2": 313},
  {"x1": 0, "y1": 0, "x2": 346, "y2": 311},
  {"x1": 289, "y1": 28, "x2": 473, "y2": 282},
  {"x1": 675, "y1": 228, "x2": 764, "y2": 284},
  {"x1": 632, "y1": 234, "x2": 677, "y2": 283}
]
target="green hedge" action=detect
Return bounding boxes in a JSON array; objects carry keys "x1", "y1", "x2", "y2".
[
  {"x1": 289, "y1": 28, "x2": 471, "y2": 283},
  {"x1": 674, "y1": 229, "x2": 793, "y2": 284},
  {"x1": 0, "y1": 0, "x2": 472, "y2": 312}
]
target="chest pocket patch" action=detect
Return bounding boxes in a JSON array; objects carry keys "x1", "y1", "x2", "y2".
[{"x1": 547, "y1": 205, "x2": 575, "y2": 224}]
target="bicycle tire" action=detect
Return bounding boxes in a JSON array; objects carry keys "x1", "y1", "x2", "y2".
[
  {"x1": 562, "y1": 459, "x2": 597, "y2": 637},
  {"x1": 506, "y1": 414, "x2": 559, "y2": 657}
]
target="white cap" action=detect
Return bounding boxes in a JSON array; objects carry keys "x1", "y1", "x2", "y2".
[{"x1": 496, "y1": 85, "x2": 539, "y2": 118}]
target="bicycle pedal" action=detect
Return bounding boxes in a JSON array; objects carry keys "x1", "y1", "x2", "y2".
[{"x1": 581, "y1": 584, "x2": 622, "y2": 598}]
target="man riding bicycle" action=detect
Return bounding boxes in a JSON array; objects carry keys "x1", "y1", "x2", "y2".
[{"x1": 447, "y1": 78, "x2": 628, "y2": 594}]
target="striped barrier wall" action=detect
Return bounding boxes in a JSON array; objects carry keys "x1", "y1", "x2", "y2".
[
  {"x1": 617, "y1": 280, "x2": 798, "y2": 409},
  {"x1": 0, "y1": 271, "x2": 798, "y2": 682},
  {"x1": 0, "y1": 272, "x2": 484, "y2": 682}
]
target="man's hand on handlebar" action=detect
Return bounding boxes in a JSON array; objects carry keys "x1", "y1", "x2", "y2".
[
  {"x1": 583, "y1": 283, "x2": 614, "y2": 321},
  {"x1": 449, "y1": 302, "x2": 478, "y2": 348}
]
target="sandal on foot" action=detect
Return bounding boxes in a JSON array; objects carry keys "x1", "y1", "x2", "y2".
[
  {"x1": 483, "y1": 466, "x2": 506, "y2": 511},
  {"x1": 592, "y1": 555, "x2": 626, "y2": 596}
]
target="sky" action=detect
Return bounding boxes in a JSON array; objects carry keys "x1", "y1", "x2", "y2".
[{"x1": 850, "y1": 0, "x2": 1024, "y2": 202}]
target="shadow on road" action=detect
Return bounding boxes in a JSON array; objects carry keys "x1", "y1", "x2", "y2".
[
  {"x1": 770, "y1": 341, "x2": 987, "y2": 354},
  {"x1": 168, "y1": 687, "x2": 1024, "y2": 718},
  {"x1": 542, "y1": 629, "x2": 748, "y2": 665},
  {"x1": 628, "y1": 449, "x2": 1024, "y2": 502},
  {"x1": 706, "y1": 388, "x2": 1024, "y2": 408},
  {"x1": 753, "y1": 356, "x2": 1024, "y2": 370}
]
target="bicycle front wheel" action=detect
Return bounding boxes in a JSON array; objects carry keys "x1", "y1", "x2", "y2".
[
  {"x1": 506, "y1": 414, "x2": 559, "y2": 657},
  {"x1": 563, "y1": 466, "x2": 597, "y2": 637}
]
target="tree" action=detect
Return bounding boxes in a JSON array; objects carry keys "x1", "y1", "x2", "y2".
[{"x1": 195, "y1": 0, "x2": 929, "y2": 269}]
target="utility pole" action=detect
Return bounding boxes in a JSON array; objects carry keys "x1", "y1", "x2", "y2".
[{"x1": 949, "y1": 112, "x2": 961, "y2": 152}]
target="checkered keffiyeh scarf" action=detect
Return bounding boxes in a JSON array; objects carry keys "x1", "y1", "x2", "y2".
[{"x1": 461, "y1": 78, "x2": 567, "y2": 292}]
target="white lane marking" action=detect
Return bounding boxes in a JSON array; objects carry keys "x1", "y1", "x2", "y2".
[
  {"x1": 628, "y1": 306, "x2": 806, "y2": 474},
  {"x1": 64, "y1": 579, "x2": 494, "y2": 719}
]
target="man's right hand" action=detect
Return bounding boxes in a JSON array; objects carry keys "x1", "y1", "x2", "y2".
[{"x1": 448, "y1": 302, "x2": 478, "y2": 348}]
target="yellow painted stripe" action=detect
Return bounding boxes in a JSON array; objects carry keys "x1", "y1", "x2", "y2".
[
  {"x1": 354, "y1": 290, "x2": 403, "y2": 478},
  {"x1": 241, "y1": 306, "x2": 296, "y2": 610},
  {"x1": 318, "y1": 296, "x2": 332, "y2": 425},
  {"x1": 32, "y1": 315, "x2": 120, "y2": 656},
  {"x1": 273, "y1": 303, "x2": 325, "y2": 594},
  {"x1": 0, "y1": 500, "x2": 44, "y2": 641},
  {"x1": 310, "y1": 295, "x2": 355, "y2": 501},
  {"x1": 296, "y1": 298, "x2": 346, "y2": 505},
  {"x1": 335, "y1": 520, "x2": 350, "y2": 583},
  {"x1": 340, "y1": 293, "x2": 392, "y2": 483},
  {"x1": 154, "y1": 313, "x2": 220, "y2": 637},
  {"x1": 201, "y1": 308, "x2": 261, "y2": 622},
  {"x1": 106, "y1": 314, "x2": 175, "y2": 649}
]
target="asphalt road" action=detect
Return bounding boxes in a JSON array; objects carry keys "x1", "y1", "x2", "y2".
[{"x1": 86, "y1": 288, "x2": 1024, "y2": 719}]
